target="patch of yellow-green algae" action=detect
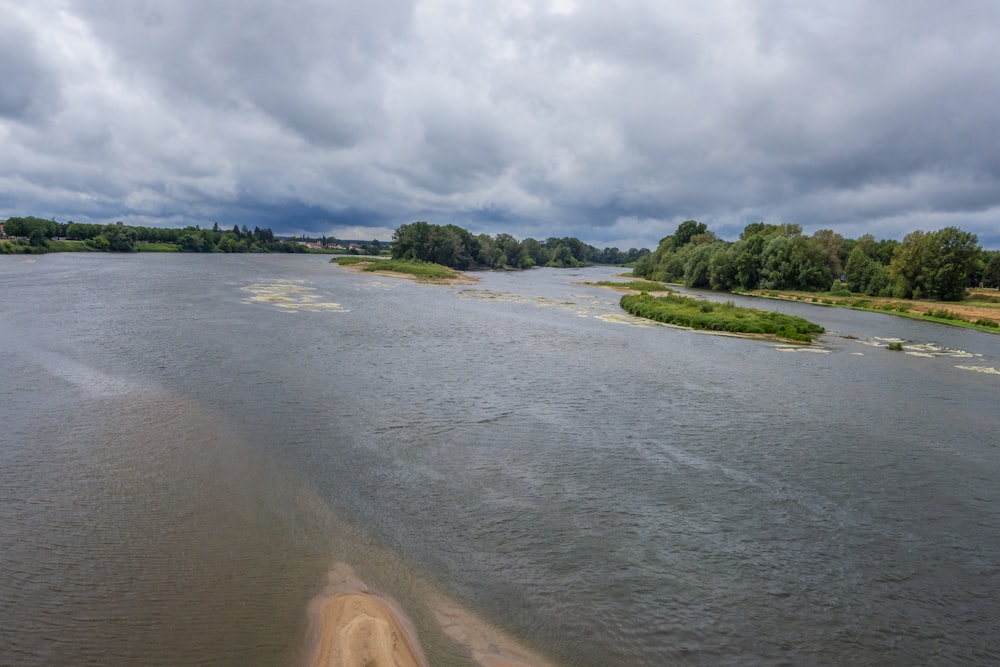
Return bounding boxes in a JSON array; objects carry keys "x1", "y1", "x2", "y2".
[{"x1": 241, "y1": 280, "x2": 348, "y2": 313}]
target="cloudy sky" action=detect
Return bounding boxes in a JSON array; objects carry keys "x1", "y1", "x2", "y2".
[{"x1": 3, "y1": 1, "x2": 999, "y2": 249}]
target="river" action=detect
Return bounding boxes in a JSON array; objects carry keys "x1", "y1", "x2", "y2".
[{"x1": 1, "y1": 253, "x2": 998, "y2": 666}]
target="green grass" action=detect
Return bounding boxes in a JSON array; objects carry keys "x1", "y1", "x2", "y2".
[
  {"x1": 135, "y1": 242, "x2": 180, "y2": 252},
  {"x1": 332, "y1": 256, "x2": 372, "y2": 266},
  {"x1": 45, "y1": 239, "x2": 96, "y2": 252},
  {"x1": 620, "y1": 293, "x2": 825, "y2": 343},
  {"x1": 333, "y1": 256, "x2": 458, "y2": 280}
]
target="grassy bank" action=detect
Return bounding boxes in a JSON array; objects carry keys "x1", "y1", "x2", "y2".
[
  {"x1": 333, "y1": 256, "x2": 459, "y2": 281},
  {"x1": 748, "y1": 289, "x2": 1000, "y2": 333},
  {"x1": 621, "y1": 292, "x2": 825, "y2": 343}
]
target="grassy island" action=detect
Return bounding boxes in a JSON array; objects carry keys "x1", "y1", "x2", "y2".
[
  {"x1": 620, "y1": 292, "x2": 825, "y2": 343},
  {"x1": 333, "y1": 256, "x2": 464, "y2": 282}
]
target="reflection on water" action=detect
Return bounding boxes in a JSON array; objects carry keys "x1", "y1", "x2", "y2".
[{"x1": 2, "y1": 254, "x2": 999, "y2": 666}]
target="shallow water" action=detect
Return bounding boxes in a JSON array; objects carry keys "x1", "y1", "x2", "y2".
[{"x1": 2, "y1": 253, "x2": 999, "y2": 665}]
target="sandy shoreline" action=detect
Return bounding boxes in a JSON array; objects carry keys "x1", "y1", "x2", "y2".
[{"x1": 303, "y1": 563, "x2": 557, "y2": 667}]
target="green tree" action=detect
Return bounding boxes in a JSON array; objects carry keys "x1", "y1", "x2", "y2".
[
  {"x1": 889, "y1": 230, "x2": 935, "y2": 299},
  {"x1": 708, "y1": 244, "x2": 738, "y2": 291},
  {"x1": 982, "y1": 253, "x2": 1000, "y2": 288},
  {"x1": 844, "y1": 234, "x2": 890, "y2": 296},
  {"x1": 927, "y1": 227, "x2": 979, "y2": 301},
  {"x1": 101, "y1": 222, "x2": 137, "y2": 252},
  {"x1": 673, "y1": 220, "x2": 708, "y2": 246}
]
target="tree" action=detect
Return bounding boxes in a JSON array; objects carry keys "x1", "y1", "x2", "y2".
[
  {"x1": 889, "y1": 230, "x2": 935, "y2": 299},
  {"x1": 928, "y1": 227, "x2": 979, "y2": 301},
  {"x1": 844, "y1": 234, "x2": 890, "y2": 296},
  {"x1": 547, "y1": 244, "x2": 577, "y2": 268},
  {"x1": 982, "y1": 253, "x2": 1000, "y2": 288},
  {"x1": 673, "y1": 220, "x2": 708, "y2": 246},
  {"x1": 101, "y1": 222, "x2": 137, "y2": 252},
  {"x1": 809, "y1": 229, "x2": 845, "y2": 284},
  {"x1": 708, "y1": 244, "x2": 738, "y2": 291}
]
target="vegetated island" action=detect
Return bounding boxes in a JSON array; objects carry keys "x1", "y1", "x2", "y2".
[
  {"x1": 588, "y1": 281, "x2": 824, "y2": 343},
  {"x1": 331, "y1": 219, "x2": 644, "y2": 283},
  {"x1": 332, "y1": 256, "x2": 477, "y2": 284}
]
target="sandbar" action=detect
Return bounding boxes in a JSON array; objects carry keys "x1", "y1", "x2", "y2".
[
  {"x1": 304, "y1": 564, "x2": 428, "y2": 667},
  {"x1": 303, "y1": 563, "x2": 558, "y2": 667}
]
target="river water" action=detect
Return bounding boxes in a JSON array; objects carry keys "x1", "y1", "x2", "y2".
[{"x1": 1, "y1": 253, "x2": 998, "y2": 666}]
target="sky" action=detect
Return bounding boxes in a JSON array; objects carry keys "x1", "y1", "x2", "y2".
[{"x1": 2, "y1": 1, "x2": 999, "y2": 250}]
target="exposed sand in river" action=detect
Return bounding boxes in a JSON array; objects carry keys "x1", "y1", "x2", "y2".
[
  {"x1": 305, "y1": 565, "x2": 427, "y2": 667},
  {"x1": 304, "y1": 563, "x2": 557, "y2": 667}
]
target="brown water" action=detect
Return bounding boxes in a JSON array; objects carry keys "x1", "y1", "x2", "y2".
[{"x1": 2, "y1": 253, "x2": 999, "y2": 665}]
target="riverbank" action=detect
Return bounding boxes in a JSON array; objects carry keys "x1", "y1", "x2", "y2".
[
  {"x1": 594, "y1": 275, "x2": 1000, "y2": 334},
  {"x1": 745, "y1": 288, "x2": 1000, "y2": 332}
]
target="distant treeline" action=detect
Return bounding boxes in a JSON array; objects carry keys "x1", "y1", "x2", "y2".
[
  {"x1": 1, "y1": 217, "x2": 304, "y2": 253},
  {"x1": 633, "y1": 220, "x2": 1000, "y2": 301},
  {"x1": 391, "y1": 221, "x2": 648, "y2": 269}
]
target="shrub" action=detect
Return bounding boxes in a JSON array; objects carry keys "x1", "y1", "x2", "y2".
[
  {"x1": 887, "y1": 342, "x2": 904, "y2": 351},
  {"x1": 830, "y1": 279, "x2": 850, "y2": 296}
]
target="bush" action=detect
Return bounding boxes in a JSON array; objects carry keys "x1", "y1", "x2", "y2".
[{"x1": 928, "y1": 308, "x2": 961, "y2": 320}]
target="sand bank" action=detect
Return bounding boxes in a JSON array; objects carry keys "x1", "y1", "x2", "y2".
[
  {"x1": 428, "y1": 590, "x2": 557, "y2": 667},
  {"x1": 305, "y1": 564, "x2": 428, "y2": 667},
  {"x1": 304, "y1": 563, "x2": 558, "y2": 667}
]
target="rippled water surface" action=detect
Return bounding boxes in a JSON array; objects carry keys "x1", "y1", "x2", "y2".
[{"x1": 2, "y1": 253, "x2": 999, "y2": 666}]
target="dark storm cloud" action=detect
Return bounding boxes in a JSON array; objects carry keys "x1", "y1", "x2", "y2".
[{"x1": 3, "y1": 0, "x2": 1000, "y2": 249}]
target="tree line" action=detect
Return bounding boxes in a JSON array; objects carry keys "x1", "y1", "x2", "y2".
[
  {"x1": 390, "y1": 221, "x2": 648, "y2": 269},
  {"x1": 1, "y1": 216, "x2": 304, "y2": 254},
  {"x1": 632, "y1": 220, "x2": 999, "y2": 301}
]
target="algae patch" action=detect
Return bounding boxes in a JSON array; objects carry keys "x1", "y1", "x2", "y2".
[{"x1": 241, "y1": 280, "x2": 348, "y2": 313}]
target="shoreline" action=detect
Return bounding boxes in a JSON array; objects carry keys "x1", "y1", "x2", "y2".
[
  {"x1": 303, "y1": 563, "x2": 558, "y2": 667},
  {"x1": 592, "y1": 276, "x2": 1000, "y2": 334},
  {"x1": 743, "y1": 288, "x2": 1000, "y2": 331}
]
